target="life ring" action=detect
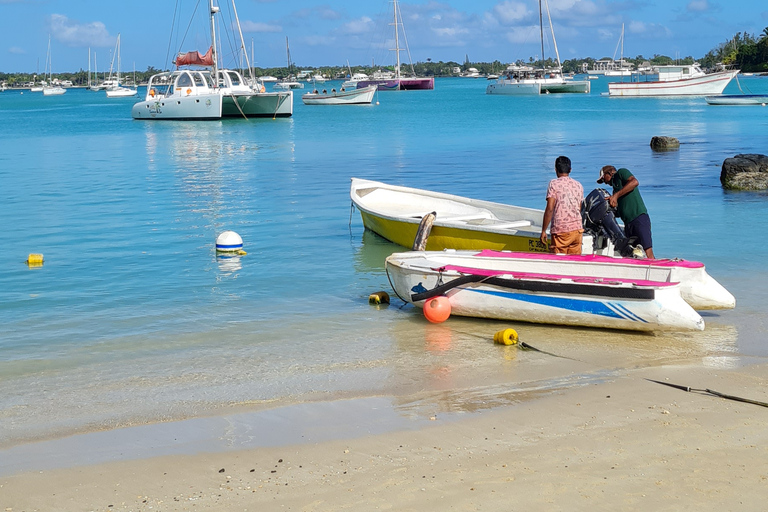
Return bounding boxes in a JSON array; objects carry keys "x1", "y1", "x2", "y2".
[{"x1": 186, "y1": 88, "x2": 192, "y2": 95}]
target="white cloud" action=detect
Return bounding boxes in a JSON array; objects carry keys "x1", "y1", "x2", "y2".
[
  {"x1": 432, "y1": 27, "x2": 470, "y2": 38},
  {"x1": 49, "y1": 14, "x2": 112, "y2": 47},
  {"x1": 240, "y1": 21, "x2": 282, "y2": 33},
  {"x1": 9, "y1": 46, "x2": 25, "y2": 54},
  {"x1": 341, "y1": 16, "x2": 374, "y2": 35},
  {"x1": 493, "y1": 1, "x2": 530, "y2": 25},
  {"x1": 687, "y1": 0, "x2": 709, "y2": 12}
]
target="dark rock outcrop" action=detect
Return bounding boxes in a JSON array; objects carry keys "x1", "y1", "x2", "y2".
[
  {"x1": 721, "y1": 154, "x2": 768, "y2": 190},
  {"x1": 650, "y1": 136, "x2": 680, "y2": 151}
]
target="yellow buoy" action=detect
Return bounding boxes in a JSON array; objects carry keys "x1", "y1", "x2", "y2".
[
  {"x1": 369, "y1": 291, "x2": 390, "y2": 305},
  {"x1": 493, "y1": 328, "x2": 519, "y2": 346},
  {"x1": 26, "y1": 253, "x2": 44, "y2": 267}
]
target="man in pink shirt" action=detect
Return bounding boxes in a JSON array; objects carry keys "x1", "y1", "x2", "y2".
[{"x1": 540, "y1": 156, "x2": 584, "y2": 254}]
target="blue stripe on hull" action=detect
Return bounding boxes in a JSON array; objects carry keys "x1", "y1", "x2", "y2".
[{"x1": 471, "y1": 289, "x2": 648, "y2": 323}]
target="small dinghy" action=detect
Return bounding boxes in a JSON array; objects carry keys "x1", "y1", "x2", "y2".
[
  {"x1": 302, "y1": 85, "x2": 377, "y2": 105},
  {"x1": 705, "y1": 94, "x2": 768, "y2": 106},
  {"x1": 386, "y1": 250, "x2": 716, "y2": 332}
]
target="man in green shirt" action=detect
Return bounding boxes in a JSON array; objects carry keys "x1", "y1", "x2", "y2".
[{"x1": 597, "y1": 165, "x2": 655, "y2": 259}]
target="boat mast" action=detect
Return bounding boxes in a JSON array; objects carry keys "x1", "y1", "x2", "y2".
[
  {"x1": 209, "y1": 0, "x2": 220, "y2": 87},
  {"x1": 538, "y1": 0, "x2": 545, "y2": 68},
  {"x1": 543, "y1": 0, "x2": 562, "y2": 69},
  {"x1": 392, "y1": 0, "x2": 401, "y2": 79},
  {"x1": 116, "y1": 34, "x2": 121, "y2": 85},
  {"x1": 230, "y1": 0, "x2": 254, "y2": 83}
]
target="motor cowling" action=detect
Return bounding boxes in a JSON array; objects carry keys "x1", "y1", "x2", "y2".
[{"x1": 582, "y1": 188, "x2": 643, "y2": 257}]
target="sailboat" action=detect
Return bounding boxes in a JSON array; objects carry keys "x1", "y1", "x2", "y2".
[
  {"x1": 42, "y1": 35, "x2": 66, "y2": 96},
  {"x1": 486, "y1": 0, "x2": 590, "y2": 95},
  {"x1": 604, "y1": 25, "x2": 633, "y2": 77},
  {"x1": 273, "y1": 37, "x2": 304, "y2": 90},
  {"x1": 106, "y1": 34, "x2": 138, "y2": 97},
  {"x1": 356, "y1": 0, "x2": 434, "y2": 91}
]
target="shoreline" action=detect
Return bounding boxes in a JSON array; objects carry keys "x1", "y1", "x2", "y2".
[{"x1": 2, "y1": 360, "x2": 767, "y2": 510}]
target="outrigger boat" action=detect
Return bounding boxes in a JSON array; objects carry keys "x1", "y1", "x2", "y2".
[
  {"x1": 351, "y1": 178, "x2": 628, "y2": 256},
  {"x1": 386, "y1": 250, "x2": 711, "y2": 332}
]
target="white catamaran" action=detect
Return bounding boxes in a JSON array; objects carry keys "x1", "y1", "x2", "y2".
[{"x1": 487, "y1": 0, "x2": 590, "y2": 95}]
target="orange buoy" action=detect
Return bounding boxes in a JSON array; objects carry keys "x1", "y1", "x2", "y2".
[{"x1": 423, "y1": 296, "x2": 451, "y2": 323}]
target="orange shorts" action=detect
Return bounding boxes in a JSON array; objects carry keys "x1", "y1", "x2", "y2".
[{"x1": 551, "y1": 230, "x2": 583, "y2": 255}]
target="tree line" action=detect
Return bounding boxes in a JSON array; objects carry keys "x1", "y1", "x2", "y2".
[{"x1": 2, "y1": 27, "x2": 767, "y2": 86}]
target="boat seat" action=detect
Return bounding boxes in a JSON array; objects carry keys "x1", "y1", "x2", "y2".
[
  {"x1": 441, "y1": 213, "x2": 492, "y2": 222},
  {"x1": 490, "y1": 220, "x2": 532, "y2": 229}
]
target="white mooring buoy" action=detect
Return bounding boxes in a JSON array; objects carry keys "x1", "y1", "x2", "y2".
[{"x1": 216, "y1": 231, "x2": 243, "y2": 252}]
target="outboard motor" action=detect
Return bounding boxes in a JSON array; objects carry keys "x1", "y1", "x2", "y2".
[{"x1": 582, "y1": 188, "x2": 643, "y2": 258}]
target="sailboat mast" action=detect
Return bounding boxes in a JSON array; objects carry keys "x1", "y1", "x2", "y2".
[
  {"x1": 116, "y1": 34, "x2": 121, "y2": 84},
  {"x1": 539, "y1": 0, "x2": 545, "y2": 67},
  {"x1": 393, "y1": 0, "x2": 401, "y2": 79},
  {"x1": 543, "y1": 0, "x2": 562, "y2": 69},
  {"x1": 230, "y1": 0, "x2": 254, "y2": 82},
  {"x1": 209, "y1": 0, "x2": 219, "y2": 86}
]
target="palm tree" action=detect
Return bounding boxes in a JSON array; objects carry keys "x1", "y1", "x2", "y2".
[{"x1": 761, "y1": 27, "x2": 768, "y2": 41}]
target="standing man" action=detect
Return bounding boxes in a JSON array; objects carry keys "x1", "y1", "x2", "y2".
[
  {"x1": 597, "y1": 165, "x2": 654, "y2": 259},
  {"x1": 540, "y1": 156, "x2": 584, "y2": 254}
]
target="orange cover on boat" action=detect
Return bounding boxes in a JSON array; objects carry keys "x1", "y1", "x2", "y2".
[{"x1": 174, "y1": 46, "x2": 214, "y2": 67}]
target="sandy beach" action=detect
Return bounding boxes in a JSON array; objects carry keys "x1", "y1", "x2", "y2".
[{"x1": 3, "y1": 356, "x2": 767, "y2": 511}]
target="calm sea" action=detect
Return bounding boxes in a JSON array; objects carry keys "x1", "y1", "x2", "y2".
[{"x1": 2, "y1": 76, "x2": 768, "y2": 453}]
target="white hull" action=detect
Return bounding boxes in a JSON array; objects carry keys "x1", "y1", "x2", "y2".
[
  {"x1": 486, "y1": 81, "x2": 541, "y2": 95},
  {"x1": 705, "y1": 94, "x2": 768, "y2": 106},
  {"x1": 609, "y1": 70, "x2": 738, "y2": 96},
  {"x1": 42, "y1": 87, "x2": 66, "y2": 96},
  {"x1": 106, "y1": 87, "x2": 138, "y2": 98},
  {"x1": 302, "y1": 85, "x2": 376, "y2": 105},
  {"x1": 386, "y1": 251, "x2": 707, "y2": 332},
  {"x1": 132, "y1": 94, "x2": 222, "y2": 119}
]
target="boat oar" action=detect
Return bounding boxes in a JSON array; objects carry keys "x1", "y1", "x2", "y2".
[{"x1": 646, "y1": 379, "x2": 768, "y2": 409}]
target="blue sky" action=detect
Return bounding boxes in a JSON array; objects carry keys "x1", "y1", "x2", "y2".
[{"x1": 1, "y1": 0, "x2": 767, "y2": 73}]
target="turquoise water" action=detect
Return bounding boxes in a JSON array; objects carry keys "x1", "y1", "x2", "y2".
[{"x1": 2, "y1": 77, "x2": 768, "y2": 449}]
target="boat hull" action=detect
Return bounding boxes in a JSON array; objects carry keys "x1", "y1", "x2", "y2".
[
  {"x1": 705, "y1": 94, "x2": 768, "y2": 105},
  {"x1": 386, "y1": 252, "x2": 705, "y2": 332},
  {"x1": 608, "y1": 70, "x2": 737, "y2": 96},
  {"x1": 351, "y1": 178, "x2": 597, "y2": 255},
  {"x1": 486, "y1": 82, "x2": 541, "y2": 95},
  {"x1": 132, "y1": 93, "x2": 223, "y2": 120},
  {"x1": 302, "y1": 86, "x2": 376, "y2": 105},
  {"x1": 222, "y1": 91, "x2": 293, "y2": 117},
  {"x1": 106, "y1": 87, "x2": 138, "y2": 98},
  {"x1": 357, "y1": 77, "x2": 434, "y2": 91}
]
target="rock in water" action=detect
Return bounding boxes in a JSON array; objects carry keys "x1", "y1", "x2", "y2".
[
  {"x1": 650, "y1": 136, "x2": 680, "y2": 151},
  {"x1": 721, "y1": 154, "x2": 768, "y2": 190}
]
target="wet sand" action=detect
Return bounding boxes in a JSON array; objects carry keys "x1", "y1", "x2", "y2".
[{"x1": 3, "y1": 359, "x2": 767, "y2": 511}]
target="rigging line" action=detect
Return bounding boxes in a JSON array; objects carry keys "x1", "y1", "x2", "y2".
[
  {"x1": 177, "y1": 0, "x2": 203, "y2": 61},
  {"x1": 166, "y1": 0, "x2": 181, "y2": 69},
  {"x1": 396, "y1": 1, "x2": 416, "y2": 76},
  {"x1": 645, "y1": 379, "x2": 768, "y2": 409}
]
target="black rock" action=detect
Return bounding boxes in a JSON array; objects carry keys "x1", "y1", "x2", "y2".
[{"x1": 721, "y1": 154, "x2": 768, "y2": 190}]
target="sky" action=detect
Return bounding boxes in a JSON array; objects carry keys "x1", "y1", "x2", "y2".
[{"x1": 1, "y1": 0, "x2": 767, "y2": 74}]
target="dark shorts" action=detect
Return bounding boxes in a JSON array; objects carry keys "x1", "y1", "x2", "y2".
[{"x1": 625, "y1": 213, "x2": 652, "y2": 250}]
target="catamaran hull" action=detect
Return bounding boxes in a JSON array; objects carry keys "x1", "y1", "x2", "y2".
[
  {"x1": 386, "y1": 252, "x2": 706, "y2": 332},
  {"x1": 131, "y1": 94, "x2": 223, "y2": 120},
  {"x1": 486, "y1": 82, "x2": 541, "y2": 95},
  {"x1": 608, "y1": 70, "x2": 737, "y2": 96},
  {"x1": 222, "y1": 91, "x2": 293, "y2": 117}
]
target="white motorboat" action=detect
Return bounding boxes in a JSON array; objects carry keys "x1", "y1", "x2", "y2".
[
  {"x1": 342, "y1": 72, "x2": 370, "y2": 89},
  {"x1": 486, "y1": 0, "x2": 590, "y2": 95},
  {"x1": 609, "y1": 64, "x2": 738, "y2": 96},
  {"x1": 386, "y1": 250, "x2": 710, "y2": 332},
  {"x1": 302, "y1": 85, "x2": 376, "y2": 105}
]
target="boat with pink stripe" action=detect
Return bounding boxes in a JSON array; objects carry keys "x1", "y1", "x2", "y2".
[{"x1": 385, "y1": 249, "x2": 735, "y2": 332}]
